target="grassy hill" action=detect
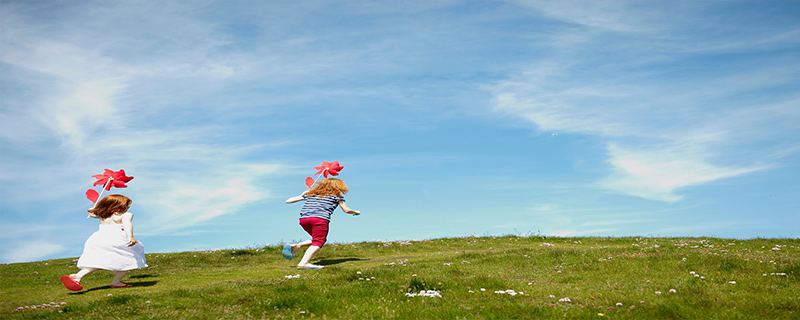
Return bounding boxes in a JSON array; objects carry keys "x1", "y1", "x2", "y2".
[{"x1": 1, "y1": 236, "x2": 798, "y2": 319}]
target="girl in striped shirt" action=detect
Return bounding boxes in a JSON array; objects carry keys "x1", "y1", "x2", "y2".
[{"x1": 284, "y1": 178, "x2": 360, "y2": 269}]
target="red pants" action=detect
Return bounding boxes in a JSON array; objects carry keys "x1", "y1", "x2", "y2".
[{"x1": 300, "y1": 217, "x2": 330, "y2": 247}]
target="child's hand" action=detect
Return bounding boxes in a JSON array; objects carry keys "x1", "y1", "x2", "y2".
[
  {"x1": 351, "y1": 210, "x2": 361, "y2": 216},
  {"x1": 126, "y1": 237, "x2": 138, "y2": 247}
]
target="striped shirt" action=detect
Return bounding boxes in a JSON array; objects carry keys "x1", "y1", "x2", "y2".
[{"x1": 299, "y1": 195, "x2": 345, "y2": 221}]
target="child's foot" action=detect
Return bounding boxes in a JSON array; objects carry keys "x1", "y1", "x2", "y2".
[
  {"x1": 297, "y1": 264, "x2": 324, "y2": 269},
  {"x1": 282, "y1": 244, "x2": 294, "y2": 260},
  {"x1": 110, "y1": 283, "x2": 132, "y2": 288},
  {"x1": 59, "y1": 275, "x2": 83, "y2": 291}
]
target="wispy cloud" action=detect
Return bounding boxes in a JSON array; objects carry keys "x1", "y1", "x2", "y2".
[
  {"x1": 490, "y1": 65, "x2": 775, "y2": 201},
  {"x1": 3, "y1": 240, "x2": 65, "y2": 263},
  {"x1": 515, "y1": 0, "x2": 671, "y2": 33},
  {"x1": 0, "y1": 2, "x2": 301, "y2": 238},
  {"x1": 490, "y1": 1, "x2": 799, "y2": 202},
  {"x1": 0, "y1": 36, "x2": 129, "y2": 151},
  {"x1": 134, "y1": 163, "x2": 288, "y2": 234},
  {"x1": 598, "y1": 143, "x2": 765, "y2": 202}
]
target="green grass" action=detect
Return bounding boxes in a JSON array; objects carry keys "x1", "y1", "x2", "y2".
[{"x1": 2, "y1": 236, "x2": 799, "y2": 319}]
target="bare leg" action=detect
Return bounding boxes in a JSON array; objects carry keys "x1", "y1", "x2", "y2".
[
  {"x1": 291, "y1": 240, "x2": 313, "y2": 255},
  {"x1": 72, "y1": 267, "x2": 100, "y2": 282},
  {"x1": 297, "y1": 245, "x2": 321, "y2": 267},
  {"x1": 110, "y1": 271, "x2": 129, "y2": 287}
]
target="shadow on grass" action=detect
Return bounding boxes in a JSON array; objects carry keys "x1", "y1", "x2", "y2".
[
  {"x1": 316, "y1": 257, "x2": 368, "y2": 266},
  {"x1": 67, "y1": 281, "x2": 158, "y2": 295}
]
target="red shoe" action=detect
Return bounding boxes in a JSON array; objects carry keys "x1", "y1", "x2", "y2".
[
  {"x1": 59, "y1": 275, "x2": 83, "y2": 291},
  {"x1": 110, "y1": 284, "x2": 133, "y2": 288}
]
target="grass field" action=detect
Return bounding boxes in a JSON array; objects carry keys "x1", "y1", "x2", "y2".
[{"x1": 1, "y1": 236, "x2": 798, "y2": 319}]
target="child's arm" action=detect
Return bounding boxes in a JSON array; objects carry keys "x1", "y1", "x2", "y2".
[
  {"x1": 121, "y1": 212, "x2": 138, "y2": 246},
  {"x1": 285, "y1": 191, "x2": 309, "y2": 204},
  {"x1": 339, "y1": 201, "x2": 361, "y2": 215}
]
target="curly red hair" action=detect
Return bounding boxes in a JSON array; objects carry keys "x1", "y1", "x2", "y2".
[
  {"x1": 307, "y1": 178, "x2": 349, "y2": 198},
  {"x1": 87, "y1": 194, "x2": 132, "y2": 218}
]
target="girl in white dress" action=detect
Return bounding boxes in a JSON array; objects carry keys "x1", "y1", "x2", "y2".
[{"x1": 60, "y1": 194, "x2": 147, "y2": 291}]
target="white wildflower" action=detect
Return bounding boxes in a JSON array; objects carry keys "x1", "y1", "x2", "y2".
[{"x1": 406, "y1": 290, "x2": 441, "y2": 298}]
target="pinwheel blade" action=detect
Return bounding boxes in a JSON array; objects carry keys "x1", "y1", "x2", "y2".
[
  {"x1": 86, "y1": 189, "x2": 99, "y2": 203},
  {"x1": 305, "y1": 177, "x2": 315, "y2": 188}
]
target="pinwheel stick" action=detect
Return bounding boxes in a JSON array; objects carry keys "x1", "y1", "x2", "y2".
[
  {"x1": 93, "y1": 178, "x2": 113, "y2": 207},
  {"x1": 306, "y1": 169, "x2": 327, "y2": 190}
]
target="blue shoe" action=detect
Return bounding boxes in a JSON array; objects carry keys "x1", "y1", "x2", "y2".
[{"x1": 282, "y1": 244, "x2": 293, "y2": 260}]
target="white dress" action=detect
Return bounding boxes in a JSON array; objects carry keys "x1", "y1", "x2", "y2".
[{"x1": 77, "y1": 223, "x2": 147, "y2": 271}]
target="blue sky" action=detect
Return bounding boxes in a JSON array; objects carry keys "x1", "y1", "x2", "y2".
[{"x1": 1, "y1": 0, "x2": 798, "y2": 263}]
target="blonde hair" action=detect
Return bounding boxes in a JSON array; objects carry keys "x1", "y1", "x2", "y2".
[
  {"x1": 307, "y1": 178, "x2": 349, "y2": 198},
  {"x1": 88, "y1": 194, "x2": 132, "y2": 219}
]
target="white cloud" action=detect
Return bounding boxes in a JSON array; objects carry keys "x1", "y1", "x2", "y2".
[
  {"x1": 515, "y1": 0, "x2": 668, "y2": 33},
  {"x1": 46, "y1": 78, "x2": 128, "y2": 149},
  {"x1": 134, "y1": 163, "x2": 288, "y2": 235},
  {"x1": 139, "y1": 180, "x2": 265, "y2": 234},
  {"x1": 0, "y1": 31, "x2": 295, "y2": 237},
  {"x1": 488, "y1": 2, "x2": 799, "y2": 202},
  {"x1": 0, "y1": 36, "x2": 119, "y2": 79},
  {"x1": 598, "y1": 143, "x2": 764, "y2": 202},
  {"x1": 492, "y1": 71, "x2": 775, "y2": 201},
  {"x1": 3, "y1": 240, "x2": 65, "y2": 263}
]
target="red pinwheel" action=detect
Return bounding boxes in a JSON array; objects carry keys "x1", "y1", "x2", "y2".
[
  {"x1": 86, "y1": 169, "x2": 134, "y2": 204},
  {"x1": 305, "y1": 161, "x2": 345, "y2": 189},
  {"x1": 314, "y1": 161, "x2": 344, "y2": 178},
  {"x1": 92, "y1": 169, "x2": 134, "y2": 191}
]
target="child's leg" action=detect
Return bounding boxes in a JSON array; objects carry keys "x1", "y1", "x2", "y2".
[
  {"x1": 298, "y1": 245, "x2": 320, "y2": 266},
  {"x1": 110, "y1": 271, "x2": 129, "y2": 286},
  {"x1": 291, "y1": 240, "x2": 313, "y2": 253},
  {"x1": 73, "y1": 267, "x2": 100, "y2": 282}
]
